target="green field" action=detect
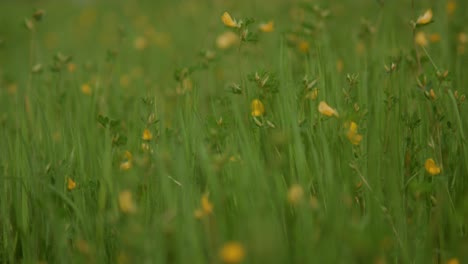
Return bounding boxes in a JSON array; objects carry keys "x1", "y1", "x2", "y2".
[{"x1": 1, "y1": 0, "x2": 467, "y2": 263}]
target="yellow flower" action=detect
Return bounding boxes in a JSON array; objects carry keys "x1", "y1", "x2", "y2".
[
  {"x1": 67, "y1": 177, "x2": 77, "y2": 191},
  {"x1": 429, "y1": 89, "x2": 437, "y2": 100},
  {"x1": 134, "y1": 36, "x2": 147, "y2": 50},
  {"x1": 458, "y1": 32, "x2": 467, "y2": 45},
  {"x1": 194, "y1": 209, "x2": 204, "y2": 219},
  {"x1": 318, "y1": 101, "x2": 339, "y2": 117},
  {"x1": 259, "y1": 21, "x2": 274, "y2": 32},
  {"x1": 425, "y1": 158, "x2": 441, "y2": 175},
  {"x1": 414, "y1": 31, "x2": 428, "y2": 47},
  {"x1": 447, "y1": 1, "x2": 456, "y2": 16},
  {"x1": 298, "y1": 40, "x2": 309, "y2": 53},
  {"x1": 416, "y1": 9, "x2": 433, "y2": 25},
  {"x1": 201, "y1": 193, "x2": 213, "y2": 215},
  {"x1": 346, "y1": 121, "x2": 363, "y2": 145},
  {"x1": 287, "y1": 184, "x2": 304, "y2": 205},
  {"x1": 81, "y1": 83, "x2": 92, "y2": 95},
  {"x1": 251, "y1": 99, "x2": 265, "y2": 117},
  {"x1": 194, "y1": 193, "x2": 214, "y2": 219},
  {"x1": 120, "y1": 160, "x2": 132, "y2": 171},
  {"x1": 446, "y1": 258, "x2": 459, "y2": 264},
  {"x1": 429, "y1": 33, "x2": 441, "y2": 43},
  {"x1": 142, "y1": 128, "x2": 153, "y2": 141},
  {"x1": 119, "y1": 190, "x2": 137, "y2": 214},
  {"x1": 216, "y1": 31, "x2": 240, "y2": 49},
  {"x1": 124, "y1": 150, "x2": 133, "y2": 160},
  {"x1": 219, "y1": 242, "x2": 245, "y2": 264},
  {"x1": 305, "y1": 88, "x2": 319, "y2": 100},
  {"x1": 67, "y1": 63, "x2": 76, "y2": 73},
  {"x1": 221, "y1": 12, "x2": 239, "y2": 28}
]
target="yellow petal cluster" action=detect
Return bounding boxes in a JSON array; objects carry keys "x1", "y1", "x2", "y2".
[
  {"x1": 219, "y1": 242, "x2": 245, "y2": 264},
  {"x1": 287, "y1": 184, "x2": 304, "y2": 205},
  {"x1": 194, "y1": 193, "x2": 213, "y2": 219},
  {"x1": 414, "y1": 31, "x2": 428, "y2": 47},
  {"x1": 259, "y1": 21, "x2": 274, "y2": 33},
  {"x1": 216, "y1": 31, "x2": 239, "y2": 50},
  {"x1": 142, "y1": 128, "x2": 153, "y2": 141},
  {"x1": 251, "y1": 99, "x2": 265, "y2": 117},
  {"x1": 346, "y1": 121, "x2": 363, "y2": 145},
  {"x1": 67, "y1": 177, "x2": 77, "y2": 191},
  {"x1": 424, "y1": 158, "x2": 441, "y2": 175},
  {"x1": 318, "y1": 101, "x2": 339, "y2": 117},
  {"x1": 81, "y1": 83, "x2": 92, "y2": 95},
  {"x1": 416, "y1": 9, "x2": 433, "y2": 25},
  {"x1": 120, "y1": 151, "x2": 133, "y2": 171},
  {"x1": 221, "y1": 12, "x2": 239, "y2": 28},
  {"x1": 119, "y1": 190, "x2": 137, "y2": 214}
]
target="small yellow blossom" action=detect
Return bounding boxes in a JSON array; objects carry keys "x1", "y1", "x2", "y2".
[
  {"x1": 414, "y1": 31, "x2": 428, "y2": 47},
  {"x1": 458, "y1": 32, "x2": 467, "y2": 45},
  {"x1": 298, "y1": 40, "x2": 309, "y2": 53},
  {"x1": 67, "y1": 63, "x2": 76, "y2": 73},
  {"x1": 81, "y1": 83, "x2": 92, "y2": 95},
  {"x1": 201, "y1": 193, "x2": 213, "y2": 215},
  {"x1": 134, "y1": 36, "x2": 147, "y2": 50},
  {"x1": 67, "y1": 177, "x2": 77, "y2": 191},
  {"x1": 416, "y1": 9, "x2": 433, "y2": 25},
  {"x1": 346, "y1": 121, "x2": 363, "y2": 145},
  {"x1": 219, "y1": 242, "x2": 245, "y2": 264},
  {"x1": 429, "y1": 89, "x2": 437, "y2": 100},
  {"x1": 259, "y1": 21, "x2": 274, "y2": 33},
  {"x1": 318, "y1": 101, "x2": 339, "y2": 117},
  {"x1": 142, "y1": 128, "x2": 153, "y2": 141},
  {"x1": 120, "y1": 160, "x2": 132, "y2": 171},
  {"x1": 216, "y1": 31, "x2": 239, "y2": 49},
  {"x1": 446, "y1": 258, "x2": 459, "y2": 264},
  {"x1": 124, "y1": 150, "x2": 133, "y2": 161},
  {"x1": 305, "y1": 88, "x2": 319, "y2": 100},
  {"x1": 251, "y1": 99, "x2": 265, "y2": 117},
  {"x1": 425, "y1": 158, "x2": 441, "y2": 175},
  {"x1": 447, "y1": 1, "x2": 456, "y2": 16},
  {"x1": 119, "y1": 190, "x2": 137, "y2": 214},
  {"x1": 287, "y1": 184, "x2": 304, "y2": 205},
  {"x1": 429, "y1": 33, "x2": 441, "y2": 43},
  {"x1": 194, "y1": 209, "x2": 204, "y2": 219},
  {"x1": 221, "y1": 12, "x2": 239, "y2": 28},
  {"x1": 194, "y1": 193, "x2": 214, "y2": 219}
]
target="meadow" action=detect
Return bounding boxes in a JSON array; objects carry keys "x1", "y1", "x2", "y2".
[{"x1": 0, "y1": 0, "x2": 467, "y2": 263}]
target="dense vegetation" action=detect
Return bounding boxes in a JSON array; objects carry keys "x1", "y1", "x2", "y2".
[{"x1": 1, "y1": 0, "x2": 467, "y2": 263}]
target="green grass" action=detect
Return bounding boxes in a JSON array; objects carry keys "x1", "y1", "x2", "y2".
[{"x1": 1, "y1": 0, "x2": 468, "y2": 263}]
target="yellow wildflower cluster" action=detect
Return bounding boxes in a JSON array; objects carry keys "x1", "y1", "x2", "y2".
[
  {"x1": 194, "y1": 193, "x2": 214, "y2": 219},
  {"x1": 345, "y1": 121, "x2": 363, "y2": 145},
  {"x1": 219, "y1": 242, "x2": 245, "y2": 264},
  {"x1": 318, "y1": 101, "x2": 339, "y2": 117},
  {"x1": 251, "y1": 99, "x2": 265, "y2": 117},
  {"x1": 119, "y1": 190, "x2": 137, "y2": 214},
  {"x1": 425, "y1": 158, "x2": 441, "y2": 175}
]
